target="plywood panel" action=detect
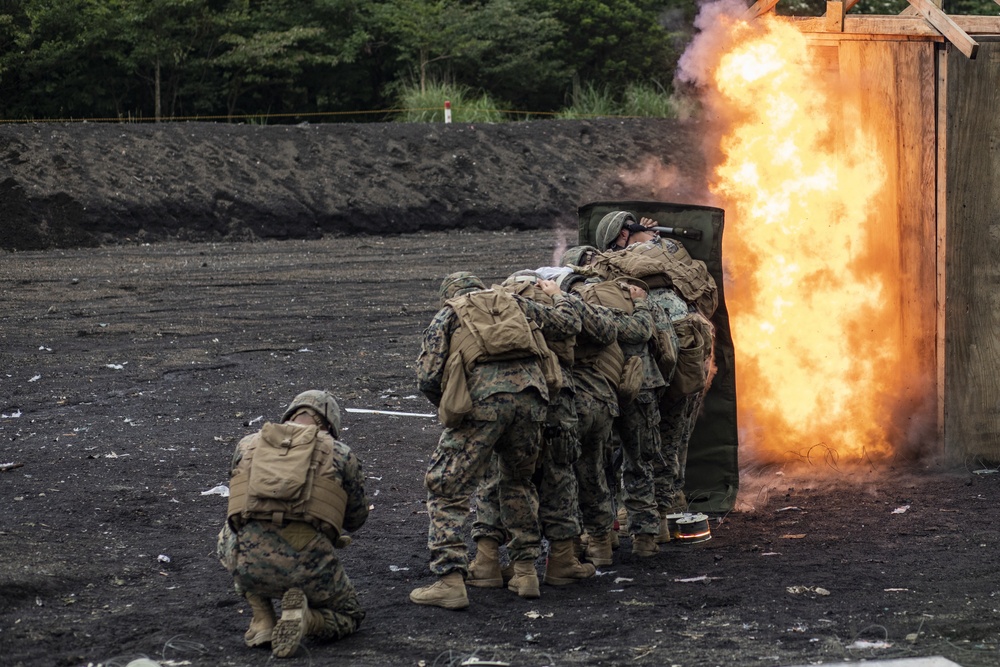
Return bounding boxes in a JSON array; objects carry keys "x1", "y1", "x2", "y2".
[
  {"x1": 944, "y1": 40, "x2": 1000, "y2": 462},
  {"x1": 838, "y1": 40, "x2": 938, "y2": 457}
]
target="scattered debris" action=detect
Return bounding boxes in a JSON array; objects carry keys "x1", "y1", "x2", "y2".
[
  {"x1": 780, "y1": 534, "x2": 807, "y2": 539},
  {"x1": 29, "y1": 375, "x2": 41, "y2": 382},
  {"x1": 786, "y1": 585, "x2": 830, "y2": 596},
  {"x1": 973, "y1": 468, "x2": 998, "y2": 475},
  {"x1": 1, "y1": 409, "x2": 21, "y2": 418},
  {"x1": 389, "y1": 565, "x2": 409, "y2": 572},
  {"x1": 524, "y1": 610, "x2": 553, "y2": 618},
  {"x1": 884, "y1": 588, "x2": 909, "y2": 592},
  {"x1": 0, "y1": 462, "x2": 24, "y2": 472},
  {"x1": 846, "y1": 639, "x2": 892, "y2": 650},
  {"x1": 105, "y1": 363, "x2": 125, "y2": 370},
  {"x1": 776, "y1": 506, "x2": 802, "y2": 512},
  {"x1": 200, "y1": 485, "x2": 229, "y2": 497},
  {"x1": 158, "y1": 554, "x2": 171, "y2": 563},
  {"x1": 614, "y1": 577, "x2": 633, "y2": 584},
  {"x1": 761, "y1": 552, "x2": 782, "y2": 556},
  {"x1": 247, "y1": 415, "x2": 263, "y2": 425},
  {"x1": 673, "y1": 574, "x2": 723, "y2": 584},
  {"x1": 891, "y1": 505, "x2": 910, "y2": 514}
]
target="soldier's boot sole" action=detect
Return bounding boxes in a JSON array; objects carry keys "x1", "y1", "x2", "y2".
[{"x1": 272, "y1": 588, "x2": 308, "y2": 658}]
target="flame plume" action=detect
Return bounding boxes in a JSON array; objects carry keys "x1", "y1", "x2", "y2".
[{"x1": 680, "y1": 4, "x2": 906, "y2": 464}]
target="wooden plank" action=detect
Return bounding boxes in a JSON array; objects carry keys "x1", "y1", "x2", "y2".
[
  {"x1": 827, "y1": 1, "x2": 845, "y2": 32},
  {"x1": 943, "y1": 41, "x2": 1000, "y2": 461},
  {"x1": 900, "y1": 5, "x2": 921, "y2": 15},
  {"x1": 744, "y1": 0, "x2": 780, "y2": 20},
  {"x1": 936, "y1": 46, "x2": 947, "y2": 451},
  {"x1": 906, "y1": 0, "x2": 979, "y2": 59},
  {"x1": 893, "y1": 40, "x2": 940, "y2": 456},
  {"x1": 793, "y1": 15, "x2": 1000, "y2": 37},
  {"x1": 845, "y1": 0, "x2": 862, "y2": 11}
]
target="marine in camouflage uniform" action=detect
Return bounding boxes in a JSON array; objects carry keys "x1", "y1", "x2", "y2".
[
  {"x1": 217, "y1": 390, "x2": 369, "y2": 658},
  {"x1": 410, "y1": 272, "x2": 581, "y2": 609},
  {"x1": 469, "y1": 271, "x2": 598, "y2": 586},
  {"x1": 630, "y1": 230, "x2": 717, "y2": 530},
  {"x1": 594, "y1": 212, "x2": 672, "y2": 557}
]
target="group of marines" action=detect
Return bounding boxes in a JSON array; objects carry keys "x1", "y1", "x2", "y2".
[
  {"x1": 215, "y1": 210, "x2": 718, "y2": 656},
  {"x1": 410, "y1": 210, "x2": 718, "y2": 609}
]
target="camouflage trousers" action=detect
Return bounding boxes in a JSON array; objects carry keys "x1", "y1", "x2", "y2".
[
  {"x1": 425, "y1": 390, "x2": 545, "y2": 576},
  {"x1": 572, "y1": 389, "x2": 617, "y2": 538},
  {"x1": 473, "y1": 388, "x2": 582, "y2": 543},
  {"x1": 654, "y1": 391, "x2": 704, "y2": 513},
  {"x1": 216, "y1": 521, "x2": 364, "y2": 641},
  {"x1": 616, "y1": 389, "x2": 662, "y2": 535}
]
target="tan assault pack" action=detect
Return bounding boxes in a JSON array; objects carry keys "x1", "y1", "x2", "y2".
[
  {"x1": 666, "y1": 313, "x2": 715, "y2": 401},
  {"x1": 227, "y1": 422, "x2": 348, "y2": 541},
  {"x1": 583, "y1": 243, "x2": 718, "y2": 320},
  {"x1": 571, "y1": 281, "x2": 642, "y2": 403},
  {"x1": 438, "y1": 288, "x2": 560, "y2": 427}
]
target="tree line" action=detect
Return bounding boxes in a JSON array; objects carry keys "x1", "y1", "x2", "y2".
[{"x1": 0, "y1": 0, "x2": 994, "y2": 123}]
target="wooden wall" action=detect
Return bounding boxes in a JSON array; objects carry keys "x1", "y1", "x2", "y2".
[
  {"x1": 808, "y1": 35, "x2": 940, "y2": 456},
  {"x1": 943, "y1": 38, "x2": 1000, "y2": 462}
]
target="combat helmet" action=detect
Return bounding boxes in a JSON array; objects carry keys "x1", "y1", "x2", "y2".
[
  {"x1": 501, "y1": 269, "x2": 540, "y2": 287},
  {"x1": 281, "y1": 389, "x2": 341, "y2": 438},
  {"x1": 439, "y1": 271, "x2": 486, "y2": 305},
  {"x1": 596, "y1": 211, "x2": 638, "y2": 250},
  {"x1": 560, "y1": 245, "x2": 598, "y2": 268}
]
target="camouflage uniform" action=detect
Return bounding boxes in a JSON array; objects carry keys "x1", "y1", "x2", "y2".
[
  {"x1": 569, "y1": 300, "x2": 620, "y2": 540},
  {"x1": 614, "y1": 294, "x2": 665, "y2": 536},
  {"x1": 641, "y1": 237, "x2": 716, "y2": 514},
  {"x1": 417, "y1": 289, "x2": 581, "y2": 576},
  {"x1": 473, "y1": 289, "x2": 594, "y2": 545},
  {"x1": 217, "y1": 433, "x2": 369, "y2": 640}
]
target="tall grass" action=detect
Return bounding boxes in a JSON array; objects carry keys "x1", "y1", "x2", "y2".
[
  {"x1": 622, "y1": 82, "x2": 676, "y2": 118},
  {"x1": 557, "y1": 83, "x2": 618, "y2": 119},
  {"x1": 395, "y1": 81, "x2": 508, "y2": 123},
  {"x1": 558, "y1": 81, "x2": 676, "y2": 119}
]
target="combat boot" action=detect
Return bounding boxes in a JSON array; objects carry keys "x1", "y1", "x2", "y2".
[
  {"x1": 632, "y1": 534, "x2": 659, "y2": 557},
  {"x1": 409, "y1": 572, "x2": 470, "y2": 610},
  {"x1": 467, "y1": 537, "x2": 503, "y2": 588},
  {"x1": 271, "y1": 588, "x2": 326, "y2": 658},
  {"x1": 507, "y1": 560, "x2": 540, "y2": 599},
  {"x1": 656, "y1": 514, "x2": 672, "y2": 544},
  {"x1": 544, "y1": 540, "x2": 596, "y2": 585},
  {"x1": 243, "y1": 593, "x2": 275, "y2": 648},
  {"x1": 585, "y1": 532, "x2": 614, "y2": 567}
]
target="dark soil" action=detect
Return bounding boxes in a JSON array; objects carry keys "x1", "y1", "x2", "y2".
[{"x1": 2, "y1": 120, "x2": 999, "y2": 667}]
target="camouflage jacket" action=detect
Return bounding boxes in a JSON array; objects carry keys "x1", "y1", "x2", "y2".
[
  {"x1": 570, "y1": 298, "x2": 619, "y2": 407},
  {"x1": 416, "y1": 289, "x2": 581, "y2": 405},
  {"x1": 616, "y1": 296, "x2": 666, "y2": 391}
]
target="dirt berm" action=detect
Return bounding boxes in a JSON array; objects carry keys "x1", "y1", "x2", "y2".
[{"x1": 0, "y1": 118, "x2": 709, "y2": 251}]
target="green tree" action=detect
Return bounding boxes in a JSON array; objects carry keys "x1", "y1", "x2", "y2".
[
  {"x1": 525, "y1": 0, "x2": 679, "y2": 100},
  {"x1": 214, "y1": 0, "x2": 369, "y2": 117}
]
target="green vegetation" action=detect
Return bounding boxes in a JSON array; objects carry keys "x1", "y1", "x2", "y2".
[
  {"x1": 395, "y1": 81, "x2": 507, "y2": 123},
  {"x1": 559, "y1": 81, "x2": 675, "y2": 119},
  {"x1": 0, "y1": 0, "x2": 996, "y2": 122}
]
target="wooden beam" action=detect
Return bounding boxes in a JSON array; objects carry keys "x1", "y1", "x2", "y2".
[
  {"x1": 844, "y1": 0, "x2": 862, "y2": 10},
  {"x1": 744, "y1": 0, "x2": 780, "y2": 20},
  {"x1": 900, "y1": 5, "x2": 921, "y2": 15},
  {"x1": 906, "y1": 0, "x2": 979, "y2": 59},
  {"x1": 826, "y1": 1, "x2": 845, "y2": 32},
  {"x1": 792, "y1": 15, "x2": 1000, "y2": 38}
]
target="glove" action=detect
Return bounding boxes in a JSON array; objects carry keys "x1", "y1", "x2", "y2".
[{"x1": 335, "y1": 535, "x2": 353, "y2": 549}]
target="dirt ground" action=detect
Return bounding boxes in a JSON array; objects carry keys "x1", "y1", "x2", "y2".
[{"x1": 2, "y1": 120, "x2": 1000, "y2": 667}]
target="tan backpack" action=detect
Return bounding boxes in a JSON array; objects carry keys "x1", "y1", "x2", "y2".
[{"x1": 227, "y1": 422, "x2": 348, "y2": 540}]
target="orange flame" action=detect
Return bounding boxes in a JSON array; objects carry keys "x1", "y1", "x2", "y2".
[{"x1": 691, "y1": 10, "x2": 906, "y2": 463}]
